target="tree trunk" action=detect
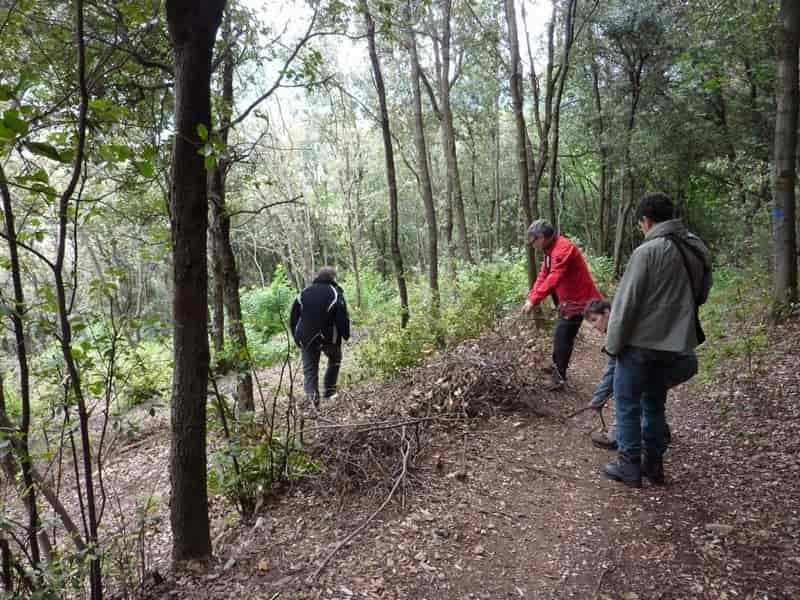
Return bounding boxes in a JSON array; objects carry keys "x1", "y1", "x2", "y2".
[
  {"x1": 0, "y1": 166, "x2": 42, "y2": 572},
  {"x1": 773, "y1": 0, "x2": 799, "y2": 304},
  {"x1": 364, "y1": 2, "x2": 409, "y2": 327},
  {"x1": 165, "y1": 0, "x2": 224, "y2": 562},
  {"x1": 51, "y1": 2, "x2": 103, "y2": 595},
  {"x1": 408, "y1": 18, "x2": 440, "y2": 314},
  {"x1": 505, "y1": 0, "x2": 536, "y2": 287},
  {"x1": 209, "y1": 10, "x2": 254, "y2": 413},
  {"x1": 546, "y1": 0, "x2": 576, "y2": 227},
  {"x1": 432, "y1": 0, "x2": 473, "y2": 264},
  {"x1": 492, "y1": 92, "x2": 501, "y2": 257},
  {"x1": 611, "y1": 50, "x2": 644, "y2": 276},
  {"x1": 210, "y1": 228, "x2": 225, "y2": 354}
]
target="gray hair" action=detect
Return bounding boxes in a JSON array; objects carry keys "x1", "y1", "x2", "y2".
[
  {"x1": 315, "y1": 266, "x2": 337, "y2": 282},
  {"x1": 527, "y1": 219, "x2": 555, "y2": 239}
]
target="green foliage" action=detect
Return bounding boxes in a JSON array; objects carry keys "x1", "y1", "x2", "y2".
[
  {"x1": 357, "y1": 253, "x2": 528, "y2": 378},
  {"x1": 586, "y1": 254, "x2": 615, "y2": 296},
  {"x1": 240, "y1": 265, "x2": 295, "y2": 340},
  {"x1": 357, "y1": 313, "x2": 438, "y2": 378},
  {"x1": 698, "y1": 265, "x2": 770, "y2": 382},
  {"x1": 239, "y1": 265, "x2": 297, "y2": 367},
  {"x1": 339, "y1": 265, "x2": 394, "y2": 325},
  {"x1": 207, "y1": 410, "x2": 321, "y2": 516}
]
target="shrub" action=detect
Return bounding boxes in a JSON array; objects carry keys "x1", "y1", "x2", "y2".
[
  {"x1": 207, "y1": 409, "x2": 321, "y2": 516},
  {"x1": 240, "y1": 264, "x2": 295, "y2": 341},
  {"x1": 356, "y1": 253, "x2": 528, "y2": 378},
  {"x1": 697, "y1": 265, "x2": 769, "y2": 381}
]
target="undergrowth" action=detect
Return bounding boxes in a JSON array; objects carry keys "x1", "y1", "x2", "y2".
[{"x1": 697, "y1": 265, "x2": 770, "y2": 383}]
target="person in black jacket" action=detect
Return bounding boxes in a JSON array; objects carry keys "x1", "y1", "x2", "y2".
[{"x1": 290, "y1": 266, "x2": 351, "y2": 407}]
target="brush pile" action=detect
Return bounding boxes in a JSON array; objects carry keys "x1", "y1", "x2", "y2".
[{"x1": 305, "y1": 327, "x2": 546, "y2": 495}]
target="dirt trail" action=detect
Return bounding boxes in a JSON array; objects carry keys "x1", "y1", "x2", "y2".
[{"x1": 152, "y1": 318, "x2": 799, "y2": 600}]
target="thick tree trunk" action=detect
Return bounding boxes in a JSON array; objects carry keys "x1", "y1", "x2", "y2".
[
  {"x1": 773, "y1": 0, "x2": 799, "y2": 303},
  {"x1": 165, "y1": 0, "x2": 224, "y2": 562},
  {"x1": 408, "y1": 20, "x2": 440, "y2": 314},
  {"x1": 505, "y1": 0, "x2": 536, "y2": 287},
  {"x1": 365, "y1": 3, "x2": 409, "y2": 327}
]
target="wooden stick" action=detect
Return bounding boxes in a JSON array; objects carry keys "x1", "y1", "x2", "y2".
[{"x1": 307, "y1": 426, "x2": 411, "y2": 582}]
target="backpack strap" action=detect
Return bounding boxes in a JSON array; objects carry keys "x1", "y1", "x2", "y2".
[{"x1": 666, "y1": 234, "x2": 706, "y2": 345}]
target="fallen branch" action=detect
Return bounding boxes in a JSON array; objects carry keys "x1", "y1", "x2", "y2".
[
  {"x1": 307, "y1": 425, "x2": 411, "y2": 583},
  {"x1": 303, "y1": 415, "x2": 458, "y2": 434}
]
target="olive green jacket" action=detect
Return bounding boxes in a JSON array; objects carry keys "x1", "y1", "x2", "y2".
[{"x1": 606, "y1": 219, "x2": 712, "y2": 355}]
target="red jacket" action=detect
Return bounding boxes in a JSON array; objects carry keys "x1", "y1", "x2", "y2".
[{"x1": 528, "y1": 235, "x2": 601, "y2": 318}]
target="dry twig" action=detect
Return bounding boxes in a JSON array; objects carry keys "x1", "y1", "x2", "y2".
[{"x1": 307, "y1": 425, "x2": 411, "y2": 582}]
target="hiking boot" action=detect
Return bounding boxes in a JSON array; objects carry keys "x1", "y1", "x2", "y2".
[
  {"x1": 642, "y1": 452, "x2": 665, "y2": 485},
  {"x1": 603, "y1": 455, "x2": 642, "y2": 488},
  {"x1": 591, "y1": 430, "x2": 618, "y2": 451},
  {"x1": 546, "y1": 366, "x2": 566, "y2": 391}
]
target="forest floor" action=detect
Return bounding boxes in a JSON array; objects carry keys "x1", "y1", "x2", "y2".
[
  {"x1": 131, "y1": 313, "x2": 800, "y2": 600},
  {"x1": 9, "y1": 312, "x2": 799, "y2": 599}
]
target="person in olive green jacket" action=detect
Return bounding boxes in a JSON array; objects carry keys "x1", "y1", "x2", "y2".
[{"x1": 603, "y1": 192, "x2": 712, "y2": 488}]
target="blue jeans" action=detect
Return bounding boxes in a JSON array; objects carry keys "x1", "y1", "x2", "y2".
[
  {"x1": 614, "y1": 347, "x2": 694, "y2": 460},
  {"x1": 301, "y1": 341, "x2": 342, "y2": 401}
]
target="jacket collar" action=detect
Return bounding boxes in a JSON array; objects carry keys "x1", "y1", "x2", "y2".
[{"x1": 644, "y1": 219, "x2": 687, "y2": 241}]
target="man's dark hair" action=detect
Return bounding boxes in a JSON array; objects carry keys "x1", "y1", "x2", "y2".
[
  {"x1": 636, "y1": 192, "x2": 675, "y2": 223},
  {"x1": 315, "y1": 266, "x2": 337, "y2": 282},
  {"x1": 584, "y1": 298, "x2": 611, "y2": 318}
]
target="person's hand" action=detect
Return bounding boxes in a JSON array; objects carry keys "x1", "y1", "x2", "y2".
[
  {"x1": 522, "y1": 300, "x2": 534, "y2": 315},
  {"x1": 589, "y1": 397, "x2": 606, "y2": 411}
]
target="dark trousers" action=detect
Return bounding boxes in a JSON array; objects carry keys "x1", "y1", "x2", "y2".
[
  {"x1": 301, "y1": 340, "x2": 342, "y2": 401},
  {"x1": 552, "y1": 316, "x2": 583, "y2": 380}
]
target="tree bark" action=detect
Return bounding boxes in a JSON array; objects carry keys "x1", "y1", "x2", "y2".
[
  {"x1": 505, "y1": 0, "x2": 536, "y2": 287},
  {"x1": 590, "y1": 55, "x2": 611, "y2": 255},
  {"x1": 364, "y1": 2, "x2": 409, "y2": 327},
  {"x1": 611, "y1": 41, "x2": 646, "y2": 276},
  {"x1": 408, "y1": 16, "x2": 440, "y2": 314},
  {"x1": 165, "y1": 0, "x2": 225, "y2": 562},
  {"x1": 546, "y1": 0, "x2": 577, "y2": 229},
  {"x1": 773, "y1": 0, "x2": 799, "y2": 304},
  {"x1": 0, "y1": 166, "x2": 41, "y2": 572},
  {"x1": 209, "y1": 10, "x2": 254, "y2": 412},
  {"x1": 430, "y1": 1, "x2": 473, "y2": 264}
]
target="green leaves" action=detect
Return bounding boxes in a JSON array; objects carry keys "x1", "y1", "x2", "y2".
[
  {"x1": 0, "y1": 108, "x2": 30, "y2": 142},
  {"x1": 2, "y1": 108, "x2": 28, "y2": 135},
  {"x1": 24, "y1": 141, "x2": 72, "y2": 163}
]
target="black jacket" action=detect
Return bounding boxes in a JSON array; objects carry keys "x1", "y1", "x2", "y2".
[{"x1": 290, "y1": 278, "x2": 350, "y2": 348}]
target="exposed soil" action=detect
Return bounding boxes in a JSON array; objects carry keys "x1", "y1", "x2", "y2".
[
  {"x1": 8, "y1": 314, "x2": 799, "y2": 600},
  {"x1": 135, "y1": 315, "x2": 800, "y2": 600}
]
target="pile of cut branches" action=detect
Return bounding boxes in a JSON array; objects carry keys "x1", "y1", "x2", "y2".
[{"x1": 304, "y1": 329, "x2": 544, "y2": 495}]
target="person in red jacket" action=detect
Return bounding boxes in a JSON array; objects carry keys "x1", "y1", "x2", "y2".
[{"x1": 522, "y1": 219, "x2": 601, "y2": 389}]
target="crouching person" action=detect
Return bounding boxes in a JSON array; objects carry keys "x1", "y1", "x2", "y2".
[
  {"x1": 583, "y1": 299, "x2": 698, "y2": 452},
  {"x1": 290, "y1": 266, "x2": 351, "y2": 408}
]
